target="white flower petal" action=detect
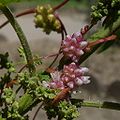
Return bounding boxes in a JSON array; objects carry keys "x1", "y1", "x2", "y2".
[
  {"x1": 66, "y1": 35, "x2": 72, "y2": 39},
  {"x1": 81, "y1": 76, "x2": 90, "y2": 84},
  {"x1": 75, "y1": 78, "x2": 83, "y2": 85},
  {"x1": 69, "y1": 46, "x2": 75, "y2": 50},
  {"x1": 67, "y1": 82, "x2": 74, "y2": 88},
  {"x1": 42, "y1": 81, "x2": 49, "y2": 87},
  {"x1": 80, "y1": 67, "x2": 89, "y2": 73},
  {"x1": 80, "y1": 41, "x2": 88, "y2": 48}
]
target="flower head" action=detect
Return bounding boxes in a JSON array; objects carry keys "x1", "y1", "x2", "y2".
[
  {"x1": 43, "y1": 62, "x2": 90, "y2": 90},
  {"x1": 62, "y1": 32, "x2": 88, "y2": 62},
  {"x1": 61, "y1": 62, "x2": 90, "y2": 89}
]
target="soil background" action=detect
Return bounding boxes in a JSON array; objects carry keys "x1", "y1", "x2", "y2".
[{"x1": 0, "y1": 9, "x2": 120, "y2": 120}]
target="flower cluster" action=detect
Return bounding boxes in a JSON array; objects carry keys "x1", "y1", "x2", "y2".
[
  {"x1": 61, "y1": 32, "x2": 88, "y2": 62},
  {"x1": 43, "y1": 62, "x2": 90, "y2": 90},
  {"x1": 34, "y1": 5, "x2": 61, "y2": 34}
]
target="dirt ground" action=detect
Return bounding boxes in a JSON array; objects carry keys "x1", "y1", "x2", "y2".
[{"x1": 0, "y1": 9, "x2": 120, "y2": 120}]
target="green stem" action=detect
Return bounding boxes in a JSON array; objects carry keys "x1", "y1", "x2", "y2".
[
  {"x1": 71, "y1": 99, "x2": 120, "y2": 111},
  {"x1": 0, "y1": 4, "x2": 35, "y2": 73}
]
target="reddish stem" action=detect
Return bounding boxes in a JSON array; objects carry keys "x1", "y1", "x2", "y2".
[
  {"x1": 87, "y1": 35, "x2": 117, "y2": 48},
  {"x1": 52, "y1": 87, "x2": 71, "y2": 105},
  {"x1": 5, "y1": 80, "x2": 17, "y2": 88},
  {"x1": 47, "y1": 30, "x2": 65, "y2": 69},
  {"x1": 41, "y1": 52, "x2": 62, "y2": 60},
  {"x1": 16, "y1": 8, "x2": 36, "y2": 17},
  {"x1": 53, "y1": 0, "x2": 70, "y2": 11},
  {"x1": 55, "y1": 13, "x2": 67, "y2": 35},
  {"x1": 0, "y1": 8, "x2": 36, "y2": 28}
]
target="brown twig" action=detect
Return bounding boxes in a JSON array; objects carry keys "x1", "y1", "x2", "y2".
[
  {"x1": 55, "y1": 13, "x2": 67, "y2": 35},
  {"x1": 53, "y1": 0, "x2": 70, "y2": 11},
  {"x1": 0, "y1": 8, "x2": 36, "y2": 28},
  {"x1": 48, "y1": 31, "x2": 65, "y2": 69},
  {"x1": 52, "y1": 87, "x2": 71, "y2": 105},
  {"x1": 87, "y1": 35, "x2": 117, "y2": 48}
]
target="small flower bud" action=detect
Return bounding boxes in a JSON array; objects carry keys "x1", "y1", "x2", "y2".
[
  {"x1": 47, "y1": 14, "x2": 56, "y2": 22},
  {"x1": 34, "y1": 15, "x2": 44, "y2": 27},
  {"x1": 67, "y1": 81, "x2": 74, "y2": 89},
  {"x1": 53, "y1": 19, "x2": 61, "y2": 31},
  {"x1": 36, "y1": 6, "x2": 47, "y2": 15}
]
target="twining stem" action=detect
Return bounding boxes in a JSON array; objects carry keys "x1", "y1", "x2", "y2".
[
  {"x1": 87, "y1": 35, "x2": 117, "y2": 48},
  {"x1": 0, "y1": 8, "x2": 36, "y2": 28},
  {"x1": 71, "y1": 99, "x2": 120, "y2": 111},
  {"x1": 0, "y1": 5, "x2": 35, "y2": 73},
  {"x1": 47, "y1": 31, "x2": 64, "y2": 69},
  {"x1": 53, "y1": 0, "x2": 70, "y2": 11}
]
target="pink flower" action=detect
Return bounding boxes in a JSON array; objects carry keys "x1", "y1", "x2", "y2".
[
  {"x1": 42, "y1": 71, "x2": 65, "y2": 89},
  {"x1": 62, "y1": 32, "x2": 88, "y2": 62},
  {"x1": 42, "y1": 62, "x2": 90, "y2": 90},
  {"x1": 61, "y1": 62, "x2": 90, "y2": 89}
]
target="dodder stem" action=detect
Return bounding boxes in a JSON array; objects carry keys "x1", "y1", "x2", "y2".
[
  {"x1": 0, "y1": 8, "x2": 36, "y2": 28},
  {"x1": 53, "y1": 0, "x2": 70, "y2": 11}
]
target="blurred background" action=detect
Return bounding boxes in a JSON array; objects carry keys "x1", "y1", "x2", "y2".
[{"x1": 0, "y1": 0, "x2": 120, "y2": 120}]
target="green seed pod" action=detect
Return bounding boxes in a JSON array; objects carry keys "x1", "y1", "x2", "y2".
[
  {"x1": 36, "y1": 5, "x2": 47, "y2": 15},
  {"x1": 36, "y1": 15, "x2": 43, "y2": 22},
  {"x1": 47, "y1": 14, "x2": 56, "y2": 23},
  {"x1": 54, "y1": 19, "x2": 61, "y2": 31},
  {"x1": 35, "y1": 15, "x2": 44, "y2": 27},
  {"x1": 47, "y1": 7, "x2": 54, "y2": 14},
  {"x1": 47, "y1": 4, "x2": 54, "y2": 13}
]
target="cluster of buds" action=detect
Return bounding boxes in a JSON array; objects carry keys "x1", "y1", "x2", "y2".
[
  {"x1": 34, "y1": 5, "x2": 61, "y2": 34},
  {"x1": 43, "y1": 62, "x2": 90, "y2": 90},
  {"x1": 61, "y1": 32, "x2": 88, "y2": 62}
]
